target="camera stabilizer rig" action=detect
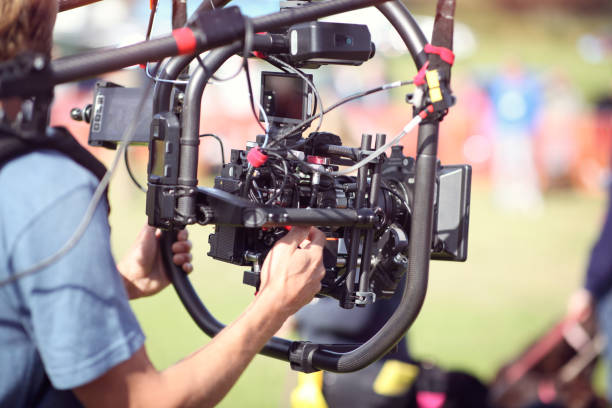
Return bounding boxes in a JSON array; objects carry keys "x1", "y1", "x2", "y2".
[
  {"x1": 0, "y1": 0, "x2": 467, "y2": 373},
  {"x1": 146, "y1": 0, "x2": 468, "y2": 373}
]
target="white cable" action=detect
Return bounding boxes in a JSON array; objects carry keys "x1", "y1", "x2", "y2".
[
  {"x1": 329, "y1": 114, "x2": 423, "y2": 176},
  {"x1": 145, "y1": 62, "x2": 189, "y2": 85},
  {"x1": 255, "y1": 98, "x2": 271, "y2": 148}
]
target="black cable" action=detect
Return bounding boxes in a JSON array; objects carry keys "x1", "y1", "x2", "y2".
[
  {"x1": 242, "y1": 166, "x2": 255, "y2": 197},
  {"x1": 381, "y1": 185, "x2": 410, "y2": 213},
  {"x1": 200, "y1": 133, "x2": 226, "y2": 166},
  {"x1": 192, "y1": 16, "x2": 265, "y2": 132},
  {"x1": 194, "y1": 54, "x2": 211, "y2": 78},
  {"x1": 251, "y1": 180, "x2": 265, "y2": 203},
  {"x1": 241, "y1": 18, "x2": 267, "y2": 134},
  {"x1": 262, "y1": 56, "x2": 292, "y2": 74},
  {"x1": 124, "y1": 145, "x2": 147, "y2": 192},
  {"x1": 265, "y1": 152, "x2": 288, "y2": 205}
]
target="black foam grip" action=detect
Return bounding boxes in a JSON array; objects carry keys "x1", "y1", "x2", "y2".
[{"x1": 430, "y1": 0, "x2": 456, "y2": 81}]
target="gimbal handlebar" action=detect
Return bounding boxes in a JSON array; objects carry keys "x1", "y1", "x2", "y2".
[
  {"x1": 0, "y1": 0, "x2": 455, "y2": 373},
  {"x1": 158, "y1": 0, "x2": 453, "y2": 373}
]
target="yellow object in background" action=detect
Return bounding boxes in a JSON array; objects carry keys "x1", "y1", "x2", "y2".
[
  {"x1": 372, "y1": 360, "x2": 419, "y2": 396},
  {"x1": 291, "y1": 371, "x2": 329, "y2": 408}
]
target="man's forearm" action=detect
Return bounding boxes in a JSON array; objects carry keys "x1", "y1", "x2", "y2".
[
  {"x1": 158, "y1": 292, "x2": 288, "y2": 407},
  {"x1": 74, "y1": 292, "x2": 289, "y2": 408},
  {"x1": 74, "y1": 227, "x2": 324, "y2": 408}
]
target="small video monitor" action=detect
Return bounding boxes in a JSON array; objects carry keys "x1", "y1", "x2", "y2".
[{"x1": 260, "y1": 71, "x2": 313, "y2": 126}]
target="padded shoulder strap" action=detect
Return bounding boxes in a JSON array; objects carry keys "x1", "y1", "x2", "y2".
[{"x1": 0, "y1": 125, "x2": 107, "y2": 182}]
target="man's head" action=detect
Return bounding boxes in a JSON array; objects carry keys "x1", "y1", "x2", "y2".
[
  {"x1": 0, "y1": 0, "x2": 57, "y2": 119},
  {"x1": 0, "y1": 0, "x2": 58, "y2": 62}
]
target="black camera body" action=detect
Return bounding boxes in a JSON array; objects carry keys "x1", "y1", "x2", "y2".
[
  {"x1": 201, "y1": 59, "x2": 471, "y2": 307},
  {"x1": 208, "y1": 131, "x2": 470, "y2": 303}
]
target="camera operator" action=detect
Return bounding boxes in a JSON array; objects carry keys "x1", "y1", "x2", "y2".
[{"x1": 0, "y1": 1, "x2": 326, "y2": 407}]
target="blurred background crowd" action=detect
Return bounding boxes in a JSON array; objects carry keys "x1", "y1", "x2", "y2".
[{"x1": 46, "y1": 0, "x2": 612, "y2": 406}]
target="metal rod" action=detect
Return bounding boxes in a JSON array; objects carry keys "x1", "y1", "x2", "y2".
[
  {"x1": 343, "y1": 134, "x2": 371, "y2": 308},
  {"x1": 1, "y1": 0, "x2": 393, "y2": 99},
  {"x1": 358, "y1": 133, "x2": 386, "y2": 294},
  {"x1": 172, "y1": 0, "x2": 188, "y2": 29}
]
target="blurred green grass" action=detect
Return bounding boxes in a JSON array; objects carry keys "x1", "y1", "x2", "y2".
[{"x1": 107, "y1": 162, "x2": 607, "y2": 406}]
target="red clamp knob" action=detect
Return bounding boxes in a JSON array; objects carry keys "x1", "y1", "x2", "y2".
[{"x1": 247, "y1": 147, "x2": 268, "y2": 168}]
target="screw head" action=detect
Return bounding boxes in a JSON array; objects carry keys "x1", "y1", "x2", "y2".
[{"x1": 32, "y1": 56, "x2": 46, "y2": 71}]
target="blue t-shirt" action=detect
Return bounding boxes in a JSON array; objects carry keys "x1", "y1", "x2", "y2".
[{"x1": 0, "y1": 150, "x2": 145, "y2": 407}]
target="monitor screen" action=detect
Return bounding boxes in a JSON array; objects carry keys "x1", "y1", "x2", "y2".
[{"x1": 261, "y1": 72, "x2": 310, "y2": 124}]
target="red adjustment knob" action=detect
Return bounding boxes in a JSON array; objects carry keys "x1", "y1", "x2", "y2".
[{"x1": 247, "y1": 147, "x2": 268, "y2": 168}]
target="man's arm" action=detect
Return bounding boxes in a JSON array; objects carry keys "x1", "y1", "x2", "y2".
[
  {"x1": 74, "y1": 226, "x2": 326, "y2": 408},
  {"x1": 118, "y1": 226, "x2": 193, "y2": 300}
]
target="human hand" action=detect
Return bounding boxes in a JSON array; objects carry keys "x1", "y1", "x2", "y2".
[
  {"x1": 118, "y1": 225, "x2": 192, "y2": 300},
  {"x1": 567, "y1": 288, "x2": 593, "y2": 322},
  {"x1": 258, "y1": 226, "x2": 326, "y2": 319}
]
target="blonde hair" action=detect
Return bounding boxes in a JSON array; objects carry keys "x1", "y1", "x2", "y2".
[{"x1": 0, "y1": 0, "x2": 58, "y2": 61}]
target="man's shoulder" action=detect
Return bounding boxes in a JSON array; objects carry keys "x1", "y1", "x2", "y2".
[
  {"x1": 0, "y1": 150, "x2": 102, "y2": 244},
  {"x1": 0, "y1": 149, "x2": 99, "y2": 207},
  {"x1": 1, "y1": 149, "x2": 98, "y2": 187}
]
